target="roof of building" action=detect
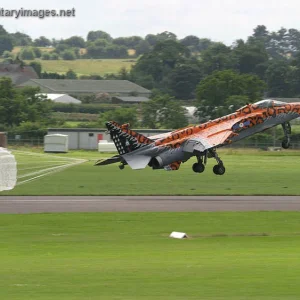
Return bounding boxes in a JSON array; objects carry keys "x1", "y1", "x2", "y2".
[
  {"x1": 113, "y1": 96, "x2": 150, "y2": 103},
  {"x1": 19, "y1": 79, "x2": 151, "y2": 94},
  {"x1": 37, "y1": 93, "x2": 82, "y2": 104},
  {"x1": 0, "y1": 63, "x2": 39, "y2": 85}
]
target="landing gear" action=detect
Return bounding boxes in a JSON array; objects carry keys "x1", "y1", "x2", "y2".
[
  {"x1": 213, "y1": 164, "x2": 226, "y2": 175},
  {"x1": 192, "y1": 162, "x2": 205, "y2": 173},
  {"x1": 209, "y1": 149, "x2": 226, "y2": 176},
  {"x1": 192, "y1": 149, "x2": 226, "y2": 175},
  {"x1": 119, "y1": 164, "x2": 125, "y2": 170},
  {"x1": 282, "y1": 139, "x2": 290, "y2": 149},
  {"x1": 282, "y1": 122, "x2": 291, "y2": 149},
  {"x1": 192, "y1": 155, "x2": 205, "y2": 173}
]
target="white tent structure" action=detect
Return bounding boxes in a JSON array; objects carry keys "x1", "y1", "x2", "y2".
[
  {"x1": 0, "y1": 148, "x2": 17, "y2": 191},
  {"x1": 44, "y1": 134, "x2": 69, "y2": 153}
]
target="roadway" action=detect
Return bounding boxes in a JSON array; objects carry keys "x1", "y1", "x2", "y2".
[{"x1": 0, "y1": 195, "x2": 300, "y2": 213}]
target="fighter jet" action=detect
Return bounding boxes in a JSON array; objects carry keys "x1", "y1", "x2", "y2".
[{"x1": 95, "y1": 99, "x2": 300, "y2": 175}]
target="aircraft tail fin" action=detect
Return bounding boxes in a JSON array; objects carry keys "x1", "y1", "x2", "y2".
[{"x1": 106, "y1": 121, "x2": 153, "y2": 155}]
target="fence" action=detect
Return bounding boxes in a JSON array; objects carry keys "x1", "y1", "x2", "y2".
[{"x1": 8, "y1": 138, "x2": 44, "y2": 147}]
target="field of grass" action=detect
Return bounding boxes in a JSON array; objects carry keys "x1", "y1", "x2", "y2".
[
  {"x1": 12, "y1": 46, "x2": 54, "y2": 55},
  {"x1": 1, "y1": 148, "x2": 300, "y2": 196},
  {"x1": 23, "y1": 58, "x2": 137, "y2": 76},
  {"x1": 1, "y1": 212, "x2": 300, "y2": 299}
]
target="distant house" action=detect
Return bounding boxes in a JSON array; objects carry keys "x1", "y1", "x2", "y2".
[
  {"x1": 0, "y1": 62, "x2": 38, "y2": 85},
  {"x1": 19, "y1": 79, "x2": 151, "y2": 97},
  {"x1": 111, "y1": 96, "x2": 150, "y2": 104},
  {"x1": 37, "y1": 93, "x2": 82, "y2": 104}
]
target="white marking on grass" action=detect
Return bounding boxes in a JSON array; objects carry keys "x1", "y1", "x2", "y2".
[
  {"x1": 19, "y1": 164, "x2": 69, "y2": 171},
  {"x1": 11, "y1": 149, "x2": 87, "y2": 186},
  {"x1": 17, "y1": 160, "x2": 86, "y2": 186},
  {"x1": 17, "y1": 163, "x2": 76, "y2": 179}
]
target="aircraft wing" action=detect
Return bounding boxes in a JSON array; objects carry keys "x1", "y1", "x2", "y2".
[{"x1": 183, "y1": 129, "x2": 235, "y2": 153}]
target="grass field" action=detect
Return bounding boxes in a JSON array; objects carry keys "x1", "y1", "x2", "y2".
[
  {"x1": 24, "y1": 59, "x2": 136, "y2": 76},
  {"x1": 12, "y1": 46, "x2": 54, "y2": 55},
  {"x1": 1, "y1": 212, "x2": 300, "y2": 299},
  {"x1": 1, "y1": 148, "x2": 300, "y2": 195}
]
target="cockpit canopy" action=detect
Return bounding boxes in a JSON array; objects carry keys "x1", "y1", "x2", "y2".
[{"x1": 254, "y1": 99, "x2": 286, "y2": 108}]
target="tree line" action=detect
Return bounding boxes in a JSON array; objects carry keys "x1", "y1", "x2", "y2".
[{"x1": 3, "y1": 24, "x2": 300, "y2": 135}]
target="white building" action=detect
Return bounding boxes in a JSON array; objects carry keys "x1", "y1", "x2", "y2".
[
  {"x1": 37, "y1": 93, "x2": 82, "y2": 104},
  {"x1": 47, "y1": 128, "x2": 171, "y2": 150}
]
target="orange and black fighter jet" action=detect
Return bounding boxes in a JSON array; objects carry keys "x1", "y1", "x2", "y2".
[{"x1": 95, "y1": 99, "x2": 300, "y2": 175}]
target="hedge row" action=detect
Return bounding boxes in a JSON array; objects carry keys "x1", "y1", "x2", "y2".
[{"x1": 51, "y1": 103, "x2": 120, "y2": 114}]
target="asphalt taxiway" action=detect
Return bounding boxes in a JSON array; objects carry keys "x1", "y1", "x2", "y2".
[{"x1": 0, "y1": 195, "x2": 300, "y2": 213}]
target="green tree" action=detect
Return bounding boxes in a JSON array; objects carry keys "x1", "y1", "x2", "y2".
[
  {"x1": 145, "y1": 34, "x2": 157, "y2": 46},
  {"x1": 64, "y1": 36, "x2": 86, "y2": 48},
  {"x1": 50, "y1": 53, "x2": 59, "y2": 60},
  {"x1": 93, "y1": 38, "x2": 110, "y2": 47},
  {"x1": 32, "y1": 47, "x2": 42, "y2": 58},
  {"x1": 87, "y1": 30, "x2": 112, "y2": 42},
  {"x1": 197, "y1": 38, "x2": 214, "y2": 51},
  {"x1": 105, "y1": 44, "x2": 128, "y2": 58},
  {"x1": 118, "y1": 67, "x2": 130, "y2": 80},
  {"x1": 29, "y1": 61, "x2": 42, "y2": 77},
  {"x1": 265, "y1": 60, "x2": 291, "y2": 97},
  {"x1": 86, "y1": 44, "x2": 106, "y2": 58},
  {"x1": 99, "y1": 107, "x2": 138, "y2": 127},
  {"x1": 61, "y1": 50, "x2": 76, "y2": 60},
  {"x1": 55, "y1": 43, "x2": 69, "y2": 53},
  {"x1": 0, "y1": 25, "x2": 8, "y2": 35},
  {"x1": 131, "y1": 40, "x2": 190, "y2": 88},
  {"x1": 180, "y1": 35, "x2": 200, "y2": 48},
  {"x1": 41, "y1": 52, "x2": 51, "y2": 60},
  {"x1": 168, "y1": 63, "x2": 203, "y2": 99},
  {"x1": 141, "y1": 94, "x2": 188, "y2": 129},
  {"x1": 10, "y1": 32, "x2": 32, "y2": 46},
  {"x1": 66, "y1": 69, "x2": 78, "y2": 79},
  {"x1": 0, "y1": 78, "x2": 52, "y2": 127},
  {"x1": 195, "y1": 70, "x2": 266, "y2": 120},
  {"x1": 113, "y1": 37, "x2": 128, "y2": 46},
  {"x1": 113, "y1": 36, "x2": 142, "y2": 48},
  {"x1": 156, "y1": 31, "x2": 177, "y2": 41},
  {"x1": 2, "y1": 50, "x2": 12, "y2": 59},
  {"x1": 20, "y1": 47, "x2": 35, "y2": 60},
  {"x1": 33, "y1": 36, "x2": 51, "y2": 47},
  {"x1": 135, "y1": 40, "x2": 150, "y2": 55},
  {"x1": 0, "y1": 35, "x2": 13, "y2": 55},
  {"x1": 200, "y1": 43, "x2": 234, "y2": 75},
  {"x1": 232, "y1": 38, "x2": 268, "y2": 78},
  {"x1": 224, "y1": 95, "x2": 250, "y2": 111}
]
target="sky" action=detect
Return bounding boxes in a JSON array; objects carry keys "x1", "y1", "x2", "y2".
[{"x1": 1, "y1": 0, "x2": 300, "y2": 44}]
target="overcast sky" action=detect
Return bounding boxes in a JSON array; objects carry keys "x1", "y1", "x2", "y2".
[{"x1": 1, "y1": 0, "x2": 300, "y2": 44}]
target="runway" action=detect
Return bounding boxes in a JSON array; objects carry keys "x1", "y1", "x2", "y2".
[{"x1": 0, "y1": 195, "x2": 300, "y2": 213}]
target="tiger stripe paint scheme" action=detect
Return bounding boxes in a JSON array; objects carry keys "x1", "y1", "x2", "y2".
[{"x1": 96, "y1": 100, "x2": 300, "y2": 174}]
